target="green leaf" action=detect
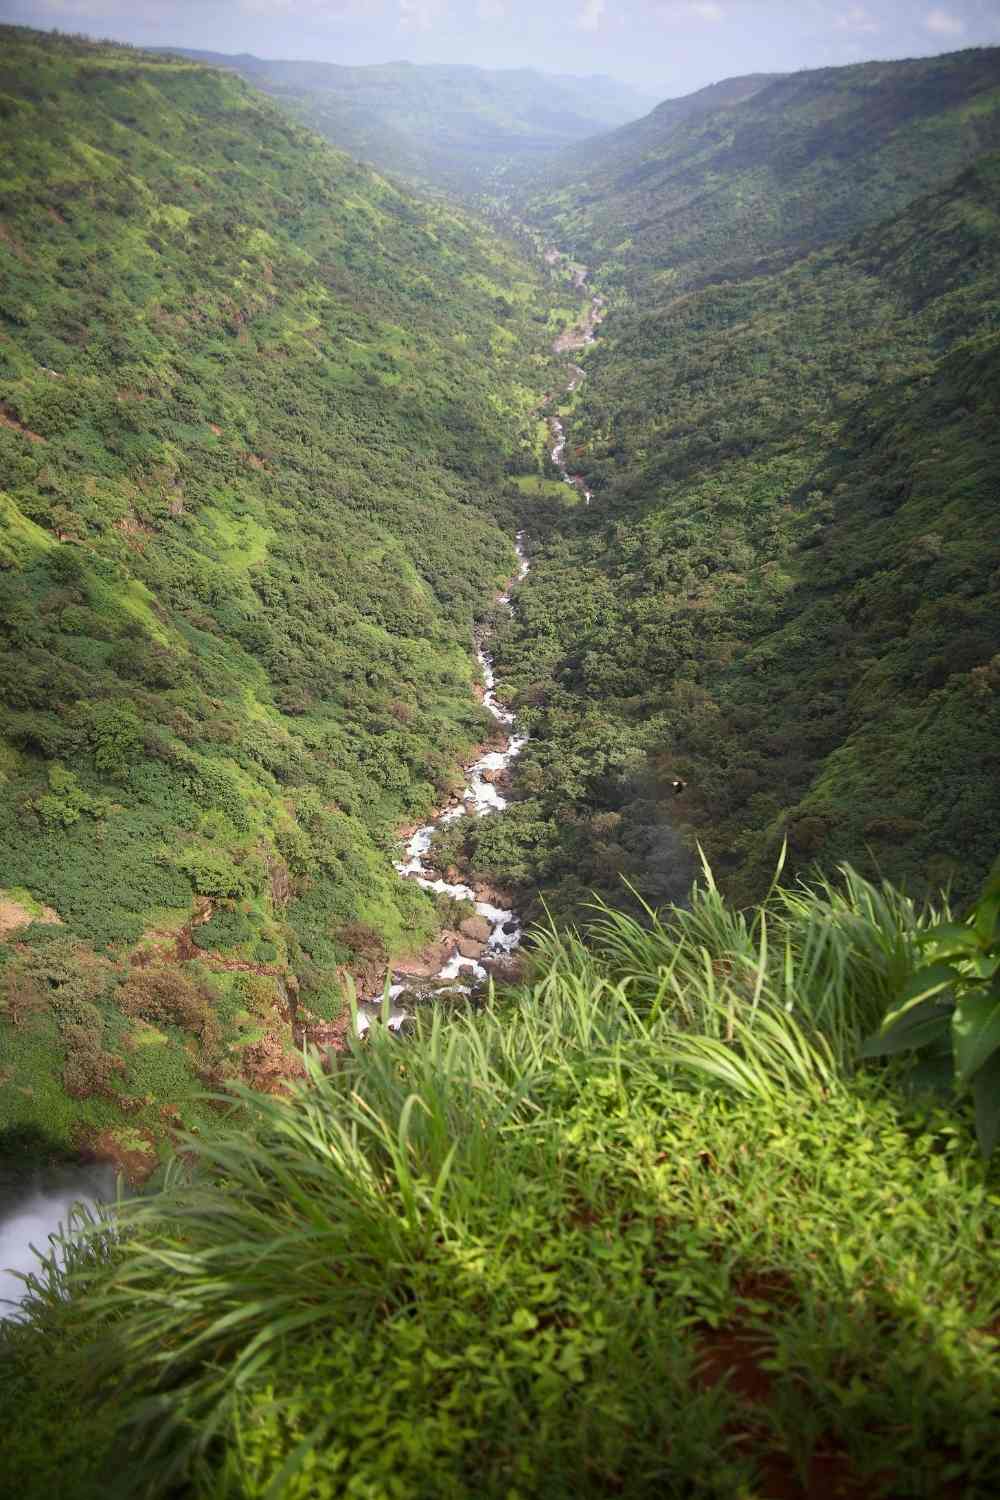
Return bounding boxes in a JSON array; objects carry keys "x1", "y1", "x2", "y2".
[
  {"x1": 973, "y1": 1049, "x2": 1000, "y2": 1158},
  {"x1": 973, "y1": 894, "x2": 1000, "y2": 948},
  {"x1": 967, "y1": 950, "x2": 1000, "y2": 981},
  {"x1": 884, "y1": 963, "x2": 959, "y2": 1028},
  {"x1": 902, "y1": 1050, "x2": 954, "y2": 1100},
  {"x1": 952, "y1": 989, "x2": 1000, "y2": 1084},
  {"x1": 920, "y1": 923, "x2": 981, "y2": 957},
  {"x1": 861, "y1": 999, "x2": 952, "y2": 1058}
]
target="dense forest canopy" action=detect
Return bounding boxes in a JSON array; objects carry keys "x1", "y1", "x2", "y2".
[
  {"x1": 0, "y1": 24, "x2": 560, "y2": 1158},
  {"x1": 463, "y1": 46, "x2": 1000, "y2": 918},
  {"x1": 515, "y1": 48, "x2": 1000, "y2": 293}
]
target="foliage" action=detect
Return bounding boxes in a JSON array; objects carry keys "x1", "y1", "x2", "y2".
[
  {"x1": 163, "y1": 49, "x2": 655, "y2": 192},
  {"x1": 117, "y1": 966, "x2": 215, "y2": 1033},
  {"x1": 2, "y1": 864, "x2": 999, "y2": 1499},
  {"x1": 486, "y1": 123, "x2": 1000, "y2": 919},
  {"x1": 864, "y1": 858, "x2": 1000, "y2": 1156},
  {"x1": 28, "y1": 763, "x2": 112, "y2": 830},
  {"x1": 515, "y1": 49, "x2": 1000, "y2": 297},
  {"x1": 0, "y1": 24, "x2": 558, "y2": 1144},
  {"x1": 189, "y1": 906, "x2": 256, "y2": 954}
]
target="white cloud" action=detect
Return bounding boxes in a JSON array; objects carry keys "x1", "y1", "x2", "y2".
[
  {"x1": 31, "y1": 0, "x2": 125, "y2": 15},
  {"x1": 477, "y1": 0, "x2": 507, "y2": 17},
  {"x1": 577, "y1": 0, "x2": 606, "y2": 30},
  {"x1": 398, "y1": 0, "x2": 447, "y2": 31},
  {"x1": 924, "y1": 7, "x2": 967, "y2": 35},
  {"x1": 833, "y1": 5, "x2": 880, "y2": 33},
  {"x1": 654, "y1": 1, "x2": 725, "y2": 25}
]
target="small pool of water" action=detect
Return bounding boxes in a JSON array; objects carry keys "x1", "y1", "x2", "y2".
[{"x1": 0, "y1": 1162, "x2": 120, "y2": 1317}]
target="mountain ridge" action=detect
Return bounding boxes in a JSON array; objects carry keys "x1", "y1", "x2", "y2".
[
  {"x1": 468, "y1": 54, "x2": 1000, "y2": 918},
  {"x1": 516, "y1": 46, "x2": 1000, "y2": 294},
  {"x1": 0, "y1": 23, "x2": 560, "y2": 1158},
  {"x1": 152, "y1": 47, "x2": 658, "y2": 189}
]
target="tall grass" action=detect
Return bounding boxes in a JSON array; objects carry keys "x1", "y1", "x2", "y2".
[
  {"x1": 529, "y1": 853, "x2": 945, "y2": 1084},
  {"x1": 8, "y1": 860, "x2": 994, "y2": 1500}
]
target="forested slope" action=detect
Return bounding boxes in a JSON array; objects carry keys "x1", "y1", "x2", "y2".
[
  {"x1": 0, "y1": 26, "x2": 553, "y2": 1159},
  {"x1": 160, "y1": 50, "x2": 656, "y2": 191},
  {"x1": 517, "y1": 48, "x2": 1000, "y2": 294},
  {"x1": 468, "y1": 91, "x2": 1000, "y2": 918}
]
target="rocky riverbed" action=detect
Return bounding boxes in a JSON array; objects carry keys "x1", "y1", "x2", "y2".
[
  {"x1": 358, "y1": 256, "x2": 604, "y2": 1036},
  {"x1": 0, "y1": 258, "x2": 605, "y2": 1303}
]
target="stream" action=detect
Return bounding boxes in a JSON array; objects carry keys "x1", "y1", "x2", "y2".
[
  {"x1": 0, "y1": 253, "x2": 603, "y2": 1309},
  {"x1": 355, "y1": 538, "x2": 531, "y2": 1035},
  {"x1": 357, "y1": 254, "x2": 603, "y2": 1036},
  {"x1": 549, "y1": 279, "x2": 605, "y2": 508}
]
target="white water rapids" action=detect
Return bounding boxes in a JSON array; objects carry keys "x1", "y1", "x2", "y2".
[
  {"x1": 0, "y1": 253, "x2": 603, "y2": 1308},
  {"x1": 0, "y1": 1163, "x2": 119, "y2": 1319},
  {"x1": 358, "y1": 259, "x2": 603, "y2": 1036},
  {"x1": 354, "y1": 537, "x2": 531, "y2": 1035}
]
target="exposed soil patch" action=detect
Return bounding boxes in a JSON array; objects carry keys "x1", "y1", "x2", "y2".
[
  {"x1": 294, "y1": 1012, "x2": 352, "y2": 1061},
  {"x1": 694, "y1": 1310, "x2": 898, "y2": 1499},
  {"x1": 754, "y1": 1447, "x2": 887, "y2": 1500},
  {"x1": 0, "y1": 405, "x2": 45, "y2": 443},
  {"x1": 0, "y1": 220, "x2": 28, "y2": 261},
  {"x1": 84, "y1": 1127, "x2": 159, "y2": 1186},
  {"x1": 0, "y1": 896, "x2": 63, "y2": 939},
  {"x1": 696, "y1": 1322, "x2": 776, "y2": 1405},
  {"x1": 239, "y1": 1031, "x2": 305, "y2": 1092},
  {"x1": 732, "y1": 1268, "x2": 799, "y2": 1315}
]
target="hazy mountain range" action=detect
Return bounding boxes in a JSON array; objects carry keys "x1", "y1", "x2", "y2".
[{"x1": 155, "y1": 48, "x2": 658, "y2": 188}]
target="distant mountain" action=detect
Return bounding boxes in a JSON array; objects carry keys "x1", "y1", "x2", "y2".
[
  {"x1": 156, "y1": 50, "x2": 658, "y2": 190},
  {"x1": 520, "y1": 71, "x2": 781, "y2": 180},
  {"x1": 517, "y1": 48, "x2": 1000, "y2": 292}
]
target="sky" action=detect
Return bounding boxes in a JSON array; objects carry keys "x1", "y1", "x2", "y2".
[{"x1": 2, "y1": 0, "x2": 1000, "y2": 96}]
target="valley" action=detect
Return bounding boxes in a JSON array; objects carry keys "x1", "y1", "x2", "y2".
[{"x1": 1, "y1": 20, "x2": 999, "y2": 1500}]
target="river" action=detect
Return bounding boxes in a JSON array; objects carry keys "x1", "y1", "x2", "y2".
[
  {"x1": 355, "y1": 536, "x2": 531, "y2": 1035},
  {"x1": 357, "y1": 254, "x2": 603, "y2": 1034},
  {"x1": 0, "y1": 254, "x2": 602, "y2": 1308}
]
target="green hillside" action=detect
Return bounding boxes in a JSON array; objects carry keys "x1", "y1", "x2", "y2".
[
  {"x1": 517, "y1": 48, "x2": 1000, "y2": 294},
  {"x1": 159, "y1": 50, "x2": 657, "y2": 191},
  {"x1": 0, "y1": 25, "x2": 554, "y2": 1161},
  {"x1": 1, "y1": 32, "x2": 999, "y2": 1500},
  {"x1": 438, "y1": 62, "x2": 1000, "y2": 922}
]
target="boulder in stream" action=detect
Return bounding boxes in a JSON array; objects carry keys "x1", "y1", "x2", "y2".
[
  {"x1": 459, "y1": 915, "x2": 491, "y2": 943},
  {"x1": 393, "y1": 933, "x2": 461, "y2": 977}
]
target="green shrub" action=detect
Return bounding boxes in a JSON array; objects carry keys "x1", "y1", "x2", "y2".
[
  {"x1": 61, "y1": 1012, "x2": 124, "y2": 1100},
  {"x1": 169, "y1": 845, "x2": 263, "y2": 901},
  {"x1": 864, "y1": 857, "x2": 1000, "y2": 1155},
  {"x1": 191, "y1": 907, "x2": 256, "y2": 953},
  {"x1": 28, "y1": 763, "x2": 112, "y2": 829}
]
